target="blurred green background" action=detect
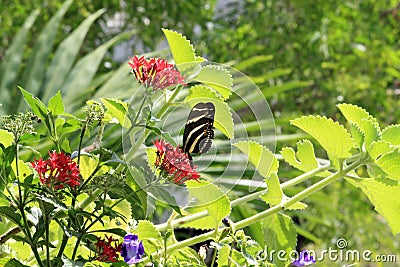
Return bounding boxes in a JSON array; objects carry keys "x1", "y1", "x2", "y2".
[{"x1": 1, "y1": 0, "x2": 399, "y2": 266}]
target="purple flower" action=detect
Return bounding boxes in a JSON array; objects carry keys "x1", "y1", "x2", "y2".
[
  {"x1": 120, "y1": 234, "x2": 145, "y2": 264},
  {"x1": 291, "y1": 250, "x2": 316, "y2": 266}
]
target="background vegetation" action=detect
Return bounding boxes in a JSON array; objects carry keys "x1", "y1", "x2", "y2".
[{"x1": 1, "y1": 0, "x2": 399, "y2": 265}]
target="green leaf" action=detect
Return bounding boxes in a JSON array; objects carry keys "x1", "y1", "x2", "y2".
[
  {"x1": 0, "y1": 130, "x2": 14, "y2": 147},
  {"x1": 261, "y1": 172, "x2": 283, "y2": 206},
  {"x1": 0, "y1": 9, "x2": 40, "y2": 113},
  {"x1": 48, "y1": 91, "x2": 64, "y2": 115},
  {"x1": 262, "y1": 213, "x2": 297, "y2": 267},
  {"x1": 19, "y1": 87, "x2": 48, "y2": 121},
  {"x1": 42, "y1": 8, "x2": 106, "y2": 102},
  {"x1": 281, "y1": 140, "x2": 318, "y2": 172},
  {"x1": 234, "y1": 141, "x2": 278, "y2": 178},
  {"x1": 21, "y1": 0, "x2": 73, "y2": 98},
  {"x1": 338, "y1": 103, "x2": 380, "y2": 150},
  {"x1": 136, "y1": 220, "x2": 162, "y2": 254},
  {"x1": 183, "y1": 180, "x2": 231, "y2": 230},
  {"x1": 185, "y1": 85, "x2": 234, "y2": 139},
  {"x1": 337, "y1": 103, "x2": 377, "y2": 125},
  {"x1": 349, "y1": 121, "x2": 364, "y2": 149},
  {"x1": 369, "y1": 140, "x2": 395, "y2": 161},
  {"x1": 62, "y1": 31, "x2": 135, "y2": 110},
  {"x1": 4, "y1": 259, "x2": 29, "y2": 267},
  {"x1": 0, "y1": 206, "x2": 22, "y2": 226},
  {"x1": 77, "y1": 155, "x2": 99, "y2": 180},
  {"x1": 162, "y1": 28, "x2": 205, "y2": 72},
  {"x1": 195, "y1": 65, "x2": 232, "y2": 99},
  {"x1": 291, "y1": 115, "x2": 355, "y2": 159},
  {"x1": 382, "y1": 124, "x2": 400, "y2": 146},
  {"x1": 217, "y1": 245, "x2": 231, "y2": 266},
  {"x1": 346, "y1": 178, "x2": 400, "y2": 235},
  {"x1": 375, "y1": 150, "x2": 400, "y2": 181},
  {"x1": 101, "y1": 98, "x2": 131, "y2": 128}
]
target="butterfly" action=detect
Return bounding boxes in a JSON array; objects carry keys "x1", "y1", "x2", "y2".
[{"x1": 182, "y1": 102, "x2": 215, "y2": 166}]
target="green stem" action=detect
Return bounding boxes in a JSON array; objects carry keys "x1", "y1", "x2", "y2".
[
  {"x1": 39, "y1": 200, "x2": 50, "y2": 267},
  {"x1": 77, "y1": 120, "x2": 88, "y2": 166}
]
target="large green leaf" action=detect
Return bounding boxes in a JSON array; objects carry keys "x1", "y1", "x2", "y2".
[
  {"x1": 375, "y1": 150, "x2": 400, "y2": 181},
  {"x1": 47, "y1": 91, "x2": 65, "y2": 116},
  {"x1": 195, "y1": 65, "x2": 232, "y2": 99},
  {"x1": 21, "y1": 0, "x2": 73, "y2": 98},
  {"x1": 162, "y1": 28, "x2": 205, "y2": 72},
  {"x1": 135, "y1": 220, "x2": 162, "y2": 254},
  {"x1": 0, "y1": 9, "x2": 40, "y2": 113},
  {"x1": 0, "y1": 130, "x2": 14, "y2": 147},
  {"x1": 42, "y1": 8, "x2": 106, "y2": 102},
  {"x1": 337, "y1": 103, "x2": 377, "y2": 125},
  {"x1": 346, "y1": 177, "x2": 400, "y2": 235},
  {"x1": 381, "y1": 124, "x2": 400, "y2": 146},
  {"x1": 62, "y1": 31, "x2": 135, "y2": 110},
  {"x1": 183, "y1": 180, "x2": 231, "y2": 230},
  {"x1": 291, "y1": 115, "x2": 355, "y2": 159},
  {"x1": 19, "y1": 87, "x2": 48, "y2": 121},
  {"x1": 262, "y1": 213, "x2": 297, "y2": 267},
  {"x1": 185, "y1": 85, "x2": 234, "y2": 139},
  {"x1": 234, "y1": 141, "x2": 278, "y2": 178}
]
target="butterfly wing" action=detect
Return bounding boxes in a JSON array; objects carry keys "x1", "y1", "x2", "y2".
[{"x1": 183, "y1": 102, "x2": 215, "y2": 157}]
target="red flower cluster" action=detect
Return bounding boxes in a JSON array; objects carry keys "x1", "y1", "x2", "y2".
[
  {"x1": 154, "y1": 139, "x2": 200, "y2": 184},
  {"x1": 128, "y1": 55, "x2": 185, "y2": 90},
  {"x1": 30, "y1": 151, "x2": 81, "y2": 190},
  {"x1": 95, "y1": 235, "x2": 122, "y2": 262}
]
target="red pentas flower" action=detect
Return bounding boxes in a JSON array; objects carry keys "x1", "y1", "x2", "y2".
[
  {"x1": 153, "y1": 139, "x2": 200, "y2": 184},
  {"x1": 30, "y1": 151, "x2": 81, "y2": 190},
  {"x1": 128, "y1": 55, "x2": 185, "y2": 90},
  {"x1": 95, "y1": 235, "x2": 122, "y2": 262}
]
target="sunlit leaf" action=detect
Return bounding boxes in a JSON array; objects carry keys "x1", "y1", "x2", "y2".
[{"x1": 195, "y1": 65, "x2": 232, "y2": 99}]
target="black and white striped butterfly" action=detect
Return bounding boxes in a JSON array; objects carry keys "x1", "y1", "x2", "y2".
[{"x1": 182, "y1": 102, "x2": 215, "y2": 165}]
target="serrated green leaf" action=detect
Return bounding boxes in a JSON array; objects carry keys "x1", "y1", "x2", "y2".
[
  {"x1": 48, "y1": 91, "x2": 64, "y2": 115},
  {"x1": 337, "y1": 103, "x2": 377, "y2": 125},
  {"x1": 195, "y1": 65, "x2": 232, "y2": 99},
  {"x1": 183, "y1": 180, "x2": 231, "y2": 230},
  {"x1": 291, "y1": 115, "x2": 355, "y2": 159},
  {"x1": 382, "y1": 124, "x2": 400, "y2": 146},
  {"x1": 349, "y1": 121, "x2": 364, "y2": 148},
  {"x1": 185, "y1": 85, "x2": 234, "y2": 139},
  {"x1": 281, "y1": 140, "x2": 318, "y2": 172},
  {"x1": 375, "y1": 150, "x2": 400, "y2": 181},
  {"x1": 261, "y1": 172, "x2": 283, "y2": 205},
  {"x1": 76, "y1": 155, "x2": 98, "y2": 180},
  {"x1": 217, "y1": 245, "x2": 231, "y2": 266},
  {"x1": 0, "y1": 9, "x2": 40, "y2": 113},
  {"x1": 19, "y1": 87, "x2": 48, "y2": 121},
  {"x1": 42, "y1": 8, "x2": 106, "y2": 102},
  {"x1": 262, "y1": 213, "x2": 297, "y2": 267},
  {"x1": 234, "y1": 141, "x2": 278, "y2": 178},
  {"x1": 346, "y1": 178, "x2": 400, "y2": 235},
  {"x1": 136, "y1": 220, "x2": 162, "y2": 254},
  {"x1": 0, "y1": 130, "x2": 14, "y2": 147},
  {"x1": 360, "y1": 118, "x2": 380, "y2": 150},
  {"x1": 101, "y1": 98, "x2": 131, "y2": 128},
  {"x1": 369, "y1": 140, "x2": 395, "y2": 161},
  {"x1": 162, "y1": 28, "x2": 205, "y2": 72}
]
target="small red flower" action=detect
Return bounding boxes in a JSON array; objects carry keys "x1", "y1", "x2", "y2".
[
  {"x1": 30, "y1": 151, "x2": 81, "y2": 190},
  {"x1": 95, "y1": 235, "x2": 122, "y2": 262},
  {"x1": 153, "y1": 139, "x2": 200, "y2": 184},
  {"x1": 128, "y1": 55, "x2": 185, "y2": 90}
]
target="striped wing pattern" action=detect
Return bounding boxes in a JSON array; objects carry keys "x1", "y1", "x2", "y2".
[{"x1": 183, "y1": 102, "x2": 215, "y2": 159}]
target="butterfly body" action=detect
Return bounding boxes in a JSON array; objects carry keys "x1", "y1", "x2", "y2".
[{"x1": 183, "y1": 102, "x2": 215, "y2": 164}]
